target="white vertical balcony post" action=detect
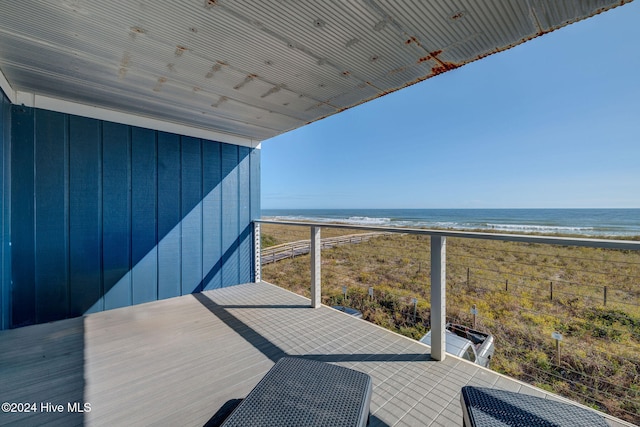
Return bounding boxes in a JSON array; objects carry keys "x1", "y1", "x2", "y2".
[
  {"x1": 430, "y1": 235, "x2": 446, "y2": 361},
  {"x1": 311, "y1": 226, "x2": 321, "y2": 308},
  {"x1": 253, "y1": 222, "x2": 261, "y2": 283}
]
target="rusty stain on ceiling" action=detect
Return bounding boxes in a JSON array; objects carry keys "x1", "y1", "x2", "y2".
[{"x1": 0, "y1": 0, "x2": 632, "y2": 143}]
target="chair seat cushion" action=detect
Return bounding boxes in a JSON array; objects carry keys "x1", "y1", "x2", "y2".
[{"x1": 221, "y1": 357, "x2": 372, "y2": 427}]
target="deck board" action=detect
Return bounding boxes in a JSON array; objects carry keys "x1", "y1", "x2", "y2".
[{"x1": 0, "y1": 282, "x2": 631, "y2": 426}]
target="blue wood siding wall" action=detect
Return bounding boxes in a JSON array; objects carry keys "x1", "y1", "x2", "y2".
[
  {"x1": 5, "y1": 104, "x2": 259, "y2": 329},
  {"x1": 157, "y1": 132, "x2": 181, "y2": 300},
  {"x1": 11, "y1": 106, "x2": 35, "y2": 326},
  {"x1": 102, "y1": 122, "x2": 131, "y2": 310},
  {"x1": 1, "y1": 90, "x2": 11, "y2": 330}
]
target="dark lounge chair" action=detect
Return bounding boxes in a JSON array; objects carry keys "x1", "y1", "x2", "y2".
[
  {"x1": 221, "y1": 357, "x2": 372, "y2": 427},
  {"x1": 460, "y1": 386, "x2": 608, "y2": 427}
]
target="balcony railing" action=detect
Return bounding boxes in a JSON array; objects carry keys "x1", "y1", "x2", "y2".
[{"x1": 253, "y1": 219, "x2": 640, "y2": 424}]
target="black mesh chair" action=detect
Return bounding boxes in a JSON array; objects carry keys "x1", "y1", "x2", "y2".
[
  {"x1": 460, "y1": 386, "x2": 608, "y2": 427},
  {"x1": 221, "y1": 357, "x2": 372, "y2": 427}
]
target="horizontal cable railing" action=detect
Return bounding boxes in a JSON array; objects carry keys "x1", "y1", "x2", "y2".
[{"x1": 255, "y1": 219, "x2": 640, "y2": 424}]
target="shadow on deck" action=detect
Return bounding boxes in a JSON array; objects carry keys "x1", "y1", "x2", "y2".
[{"x1": 0, "y1": 282, "x2": 630, "y2": 426}]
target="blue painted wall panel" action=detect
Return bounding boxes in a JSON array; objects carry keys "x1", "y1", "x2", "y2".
[
  {"x1": 157, "y1": 132, "x2": 181, "y2": 299},
  {"x1": 250, "y1": 148, "x2": 261, "y2": 221},
  {"x1": 202, "y1": 141, "x2": 222, "y2": 290},
  {"x1": 181, "y1": 136, "x2": 203, "y2": 294},
  {"x1": 0, "y1": 90, "x2": 10, "y2": 330},
  {"x1": 102, "y1": 122, "x2": 132, "y2": 310},
  {"x1": 221, "y1": 144, "x2": 239, "y2": 287},
  {"x1": 11, "y1": 106, "x2": 36, "y2": 327},
  {"x1": 35, "y1": 109, "x2": 68, "y2": 322},
  {"x1": 249, "y1": 148, "x2": 260, "y2": 282},
  {"x1": 5, "y1": 103, "x2": 259, "y2": 329},
  {"x1": 69, "y1": 116, "x2": 102, "y2": 315},
  {"x1": 238, "y1": 147, "x2": 252, "y2": 284},
  {"x1": 131, "y1": 127, "x2": 157, "y2": 304}
]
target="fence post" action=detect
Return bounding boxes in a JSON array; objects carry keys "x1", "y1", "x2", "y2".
[
  {"x1": 552, "y1": 332, "x2": 563, "y2": 366},
  {"x1": 471, "y1": 304, "x2": 477, "y2": 329},
  {"x1": 311, "y1": 226, "x2": 322, "y2": 308},
  {"x1": 253, "y1": 222, "x2": 261, "y2": 283},
  {"x1": 604, "y1": 286, "x2": 607, "y2": 306},
  {"x1": 550, "y1": 281, "x2": 553, "y2": 301},
  {"x1": 467, "y1": 267, "x2": 470, "y2": 287},
  {"x1": 505, "y1": 279, "x2": 508, "y2": 292},
  {"x1": 431, "y1": 235, "x2": 447, "y2": 361}
]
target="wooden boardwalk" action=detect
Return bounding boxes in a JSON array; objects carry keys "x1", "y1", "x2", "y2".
[{"x1": 0, "y1": 282, "x2": 632, "y2": 426}]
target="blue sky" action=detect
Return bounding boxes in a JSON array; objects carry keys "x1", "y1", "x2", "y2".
[{"x1": 261, "y1": 3, "x2": 639, "y2": 210}]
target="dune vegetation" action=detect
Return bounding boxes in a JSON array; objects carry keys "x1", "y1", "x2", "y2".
[{"x1": 260, "y1": 223, "x2": 640, "y2": 424}]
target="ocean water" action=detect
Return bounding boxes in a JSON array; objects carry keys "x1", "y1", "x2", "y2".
[{"x1": 261, "y1": 209, "x2": 640, "y2": 237}]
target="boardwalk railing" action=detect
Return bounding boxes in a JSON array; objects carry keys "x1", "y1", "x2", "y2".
[{"x1": 260, "y1": 232, "x2": 393, "y2": 265}]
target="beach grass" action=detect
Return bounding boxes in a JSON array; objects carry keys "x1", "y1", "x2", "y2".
[{"x1": 260, "y1": 223, "x2": 640, "y2": 423}]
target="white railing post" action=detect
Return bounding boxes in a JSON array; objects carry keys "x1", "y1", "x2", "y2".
[
  {"x1": 253, "y1": 222, "x2": 261, "y2": 283},
  {"x1": 311, "y1": 226, "x2": 321, "y2": 308},
  {"x1": 430, "y1": 235, "x2": 446, "y2": 361}
]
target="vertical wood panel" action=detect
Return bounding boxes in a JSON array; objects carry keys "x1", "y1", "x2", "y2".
[
  {"x1": 5, "y1": 102, "x2": 259, "y2": 329},
  {"x1": 250, "y1": 148, "x2": 261, "y2": 221},
  {"x1": 34, "y1": 109, "x2": 68, "y2": 322},
  {"x1": 102, "y1": 122, "x2": 131, "y2": 309},
  {"x1": 238, "y1": 147, "x2": 252, "y2": 284},
  {"x1": 181, "y1": 136, "x2": 202, "y2": 294},
  {"x1": 249, "y1": 148, "x2": 260, "y2": 283},
  {"x1": 0, "y1": 94, "x2": 3, "y2": 328},
  {"x1": 131, "y1": 127, "x2": 157, "y2": 304},
  {"x1": 10, "y1": 106, "x2": 35, "y2": 326},
  {"x1": 202, "y1": 141, "x2": 222, "y2": 290},
  {"x1": 157, "y1": 132, "x2": 181, "y2": 299},
  {"x1": 69, "y1": 115, "x2": 102, "y2": 315},
  {"x1": 1, "y1": 92, "x2": 10, "y2": 329},
  {"x1": 221, "y1": 143, "x2": 239, "y2": 287}
]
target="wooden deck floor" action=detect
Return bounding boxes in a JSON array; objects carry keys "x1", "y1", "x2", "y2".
[{"x1": 0, "y1": 282, "x2": 632, "y2": 426}]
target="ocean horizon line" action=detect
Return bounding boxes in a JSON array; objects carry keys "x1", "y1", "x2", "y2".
[
  {"x1": 260, "y1": 208, "x2": 640, "y2": 238},
  {"x1": 262, "y1": 207, "x2": 640, "y2": 210}
]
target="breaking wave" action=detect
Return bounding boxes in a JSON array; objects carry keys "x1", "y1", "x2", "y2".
[
  {"x1": 483, "y1": 223, "x2": 594, "y2": 233},
  {"x1": 262, "y1": 209, "x2": 640, "y2": 237}
]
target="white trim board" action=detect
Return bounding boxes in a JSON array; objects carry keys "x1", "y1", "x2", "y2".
[
  {"x1": 0, "y1": 69, "x2": 16, "y2": 104},
  {"x1": 12, "y1": 90, "x2": 259, "y2": 148}
]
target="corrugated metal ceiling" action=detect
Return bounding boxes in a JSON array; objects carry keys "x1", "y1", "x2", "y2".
[{"x1": 0, "y1": 0, "x2": 631, "y2": 144}]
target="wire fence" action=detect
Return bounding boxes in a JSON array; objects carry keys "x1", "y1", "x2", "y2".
[{"x1": 259, "y1": 223, "x2": 640, "y2": 424}]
